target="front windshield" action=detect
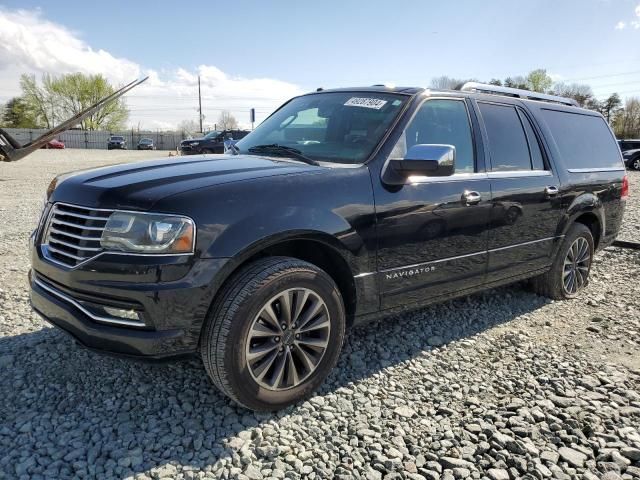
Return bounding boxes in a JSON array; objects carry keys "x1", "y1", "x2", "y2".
[
  {"x1": 235, "y1": 92, "x2": 408, "y2": 164},
  {"x1": 111, "y1": 136, "x2": 124, "y2": 141},
  {"x1": 204, "y1": 131, "x2": 222, "y2": 139}
]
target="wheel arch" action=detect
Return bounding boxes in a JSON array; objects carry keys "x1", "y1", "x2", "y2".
[
  {"x1": 559, "y1": 193, "x2": 605, "y2": 250},
  {"x1": 200, "y1": 232, "x2": 359, "y2": 348}
]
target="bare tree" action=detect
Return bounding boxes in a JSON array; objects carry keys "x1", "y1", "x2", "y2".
[
  {"x1": 177, "y1": 119, "x2": 200, "y2": 134},
  {"x1": 429, "y1": 76, "x2": 475, "y2": 90},
  {"x1": 504, "y1": 76, "x2": 528, "y2": 89},
  {"x1": 217, "y1": 110, "x2": 239, "y2": 130},
  {"x1": 552, "y1": 82, "x2": 595, "y2": 108}
]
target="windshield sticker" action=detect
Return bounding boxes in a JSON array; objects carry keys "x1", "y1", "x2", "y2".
[{"x1": 344, "y1": 97, "x2": 388, "y2": 109}]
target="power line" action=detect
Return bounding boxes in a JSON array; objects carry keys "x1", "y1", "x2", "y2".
[{"x1": 561, "y1": 69, "x2": 640, "y2": 83}]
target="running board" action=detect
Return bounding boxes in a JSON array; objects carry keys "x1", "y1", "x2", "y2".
[{"x1": 0, "y1": 76, "x2": 148, "y2": 162}]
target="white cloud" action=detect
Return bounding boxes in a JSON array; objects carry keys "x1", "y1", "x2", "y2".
[
  {"x1": 615, "y1": 3, "x2": 640, "y2": 31},
  {"x1": 0, "y1": 8, "x2": 303, "y2": 129}
]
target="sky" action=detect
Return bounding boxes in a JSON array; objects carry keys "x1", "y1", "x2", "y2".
[{"x1": 1, "y1": 0, "x2": 639, "y2": 130}]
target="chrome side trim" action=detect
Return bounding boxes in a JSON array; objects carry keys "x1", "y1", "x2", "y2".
[
  {"x1": 488, "y1": 235, "x2": 563, "y2": 253},
  {"x1": 353, "y1": 272, "x2": 375, "y2": 279},
  {"x1": 407, "y1": 172, "x2": 488, "y2": 184},
  {"x1": 407, "y1": 169, "x2": 553, "y2": 184},
  {"x1": 357, "y1": 235, "x2": 564, "y2": 278},
  {"x1": 566, "y1": 167, "x2": 625, "y2": 173},
  {"x1": 380, "y1": 249, "x2": 486, "y2": 274},
  {"x1": 487, "y1": 170, "x2": 552, "y2": 179},
  {"x1": 33, "y1": 278, "x2": 146, "y2": 327}
]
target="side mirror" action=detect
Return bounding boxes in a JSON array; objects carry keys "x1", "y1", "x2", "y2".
[{"x1": 384, "y1": 144, "x2": 455, "y2": 185}]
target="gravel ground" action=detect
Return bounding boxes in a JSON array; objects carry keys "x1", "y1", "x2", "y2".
[{"x1": 1, "y1": 151, "x2": 639, "y2": 480}]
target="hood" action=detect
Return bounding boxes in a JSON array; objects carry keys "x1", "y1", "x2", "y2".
[
  {"x1": 51, "y1": 154, "x2": 319, "y2": 210},
  {"x1": 182, "y1": 137, "x2": 208, "y2": 144}
]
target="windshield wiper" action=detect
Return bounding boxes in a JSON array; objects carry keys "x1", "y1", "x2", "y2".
[{"x1": 247, "y1": 144, "x2": 319, "y2": 166}]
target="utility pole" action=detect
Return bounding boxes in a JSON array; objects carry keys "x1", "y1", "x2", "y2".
[{"x1": 198, "y1": 75, "x2": 203, "y2": 133}]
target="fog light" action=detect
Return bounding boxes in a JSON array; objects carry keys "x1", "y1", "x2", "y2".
[{"x1": 103, "y1": 306, "x2": 141, "y2": 321}]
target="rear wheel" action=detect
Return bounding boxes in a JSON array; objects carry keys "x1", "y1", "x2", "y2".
[
  {"x1": 531, "y1": 223, "x2": 594, "y2": 300},
  {"x1": 201, "y1": 257, "x2": 346, "y2": 411},
  {"x1": 632, "y1": 156, "x2": 640, "y2": 171}
]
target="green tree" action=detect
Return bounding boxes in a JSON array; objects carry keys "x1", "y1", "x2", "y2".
[
  {"x1": 526, "y1": 69, "x2": 553, "y2": 93},
  {"x1": 600, "y1": 93, "x2": 622, "y2": 123},
  {"x1": 48, "y1": 73, "x2": 128, "y2": 130},
  {"x1": 20, "y1": 74, "x2": 56, "y2": 128},
  {"x1": 19, "y1": 72, "x2": 128, "y2": 131},
  {"x1": 1, "y1": 97, "x2": 41, "y2": 128}
]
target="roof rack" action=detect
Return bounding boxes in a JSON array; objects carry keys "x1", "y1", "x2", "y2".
[{"x1": 459, "y1": 82, "x2": 579, "y2": 107}]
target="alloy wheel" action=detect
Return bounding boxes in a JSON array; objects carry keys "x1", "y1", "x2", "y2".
[
  {"x1": 633, "y1": 158, "x2": 640, "y2": 170},
  {"x1": 562, "y1": 237, "x2": 591, "y2": 295},
  {"x1": 245, "y1": 288, "x2": 331, "y2": 391}
]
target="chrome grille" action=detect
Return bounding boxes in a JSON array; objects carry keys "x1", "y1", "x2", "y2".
[{"x1": 42, "y1": 203, "x2": 113, "y2": 267}]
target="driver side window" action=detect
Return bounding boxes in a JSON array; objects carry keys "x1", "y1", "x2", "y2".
[{"x1": 391, "y1": 99, "x2": 475, "y2": 173}]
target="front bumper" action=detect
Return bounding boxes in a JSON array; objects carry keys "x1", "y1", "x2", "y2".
[
  {"x1": 179, "y1": 145, "x2": 200, "y2": 155},
  {"x1": 29, "y1": 241, "x2": 229, "y2": 359},
  {"x1": 108, "y1": 144, "x2": 126, "y2": 150}
]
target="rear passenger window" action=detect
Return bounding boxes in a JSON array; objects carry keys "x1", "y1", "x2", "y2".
[
  {"x1": 393, "y1": 99, "x2": 475, "y2": 173},
  {"x1": 479, "y1": 103, "x2": 533, "y2": 171},
  {"x1": 541, "y1": 110, "x2": 622, "y2": 170},
  {"x1": 517, "y1": 110, "x2": 545, "y2": 170}
]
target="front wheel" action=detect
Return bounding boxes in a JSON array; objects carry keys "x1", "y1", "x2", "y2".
[
  {"x1": 531, "y1": 223, "x2": 594, "y2": 300},
  {"x1": 201, "y1": 257, "x2": 346, "y2": 411},
  {"x1": 632, "y1": 156, "x2": 640, "y2": 171}
]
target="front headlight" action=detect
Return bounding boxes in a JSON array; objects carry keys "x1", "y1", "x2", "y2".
[
  {"x1": 100, "y1": 212, "x2": 195, "y2": 254},
  {"x1": 190, "y1": 142, "x2": 199, "y2": 146}
]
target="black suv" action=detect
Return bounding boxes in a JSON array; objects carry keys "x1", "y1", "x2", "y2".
[
  {"x1": 180, "y1": 129, "x2": 250, "y2": 155},
  {"x1": 29, "y1": 84, "x2": 628, "y2": 411},
  {"x1": 107, "y1": 135, "x2": 126, "y2": 150},
  {"x1": 619, "y1": 139, "x2": 640, "y2": 170}
]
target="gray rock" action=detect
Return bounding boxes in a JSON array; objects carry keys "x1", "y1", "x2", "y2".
[
  {"x1": 558, "y1": 447, "x2": 587, "y2": 468},
  {"x1": 621, "y1": 447, "x2": 640, "y2": 461},
  {"x1": 486, "y1": 469, "x2": 509, "y2": 480},
  {"x1": 394, "y1": 406, "x2": 416, "y2": 418}
]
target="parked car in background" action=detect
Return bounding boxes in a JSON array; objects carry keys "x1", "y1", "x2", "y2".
[
  {"x1": 619, "y1": 139, "x2": 640, "y2": 170},
  {"x1": 42, "y1": 139, "x2": 65, "y2": 149},
  {"x1": 137, "y1": 138, "x2": 155, "y2": 150},
  {"x1": 179, "y1": 129, "x2": 250, "y2": 155},
  {"x1": 30, "y1": 83, "x2": 627, "y2": 411},
  {"x1": 107, "y1": 136, "x2": 126, "y2": 150}
]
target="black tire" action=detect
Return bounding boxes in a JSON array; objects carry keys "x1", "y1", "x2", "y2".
[
  {"x1": 632, "y1": 156, "x2": 640, "y2": 171},
  {"x1": 201, "y1": 256, "x2": 346, "y2": 411},
  {"x1": 531, "y1": 223, "x2": 594, "y2": 300}
]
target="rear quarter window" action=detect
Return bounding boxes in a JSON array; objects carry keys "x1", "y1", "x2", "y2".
[{"x1": 541, "y1": 109, "x2": 622, "y2": 170}]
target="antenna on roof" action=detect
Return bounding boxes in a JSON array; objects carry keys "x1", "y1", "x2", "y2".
[{"x1": 459, "y1": 82, "x2": 578, "y2": 107}]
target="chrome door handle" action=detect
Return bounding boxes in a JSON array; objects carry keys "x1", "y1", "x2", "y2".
[
  {"x1": 462, "y1": 190, "x2": 482, "y2": 205},
  {"x1": 545, "y1": 185, "x2": 559, "y2": 196}
]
